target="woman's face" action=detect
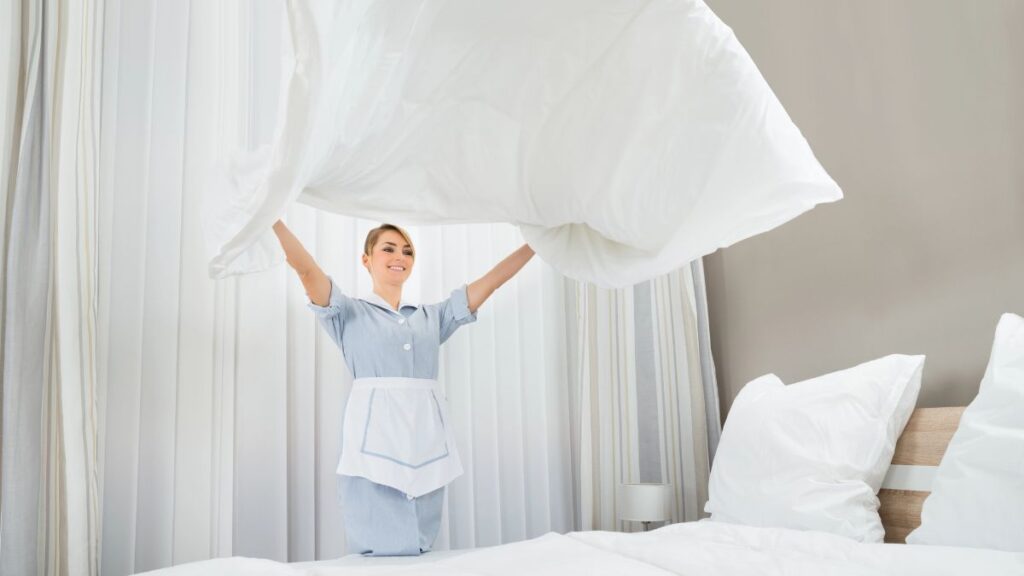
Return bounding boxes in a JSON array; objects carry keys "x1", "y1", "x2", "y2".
[{"x1": 362, "y1": 230, "x2": 414, "y2": 288}]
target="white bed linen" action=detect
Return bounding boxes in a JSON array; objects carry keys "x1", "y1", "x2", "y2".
[
  {"x1": 293, "y1": 549, "x2": 469, "y2": 569},
  {"x1": 205, "y1": 0, "x2": 842, "y2": 287},
  {"x1": 135, "y1": 521, "x2": 1024, "y2": 576}
]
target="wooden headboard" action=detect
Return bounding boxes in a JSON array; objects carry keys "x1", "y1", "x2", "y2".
[{"x1": 878, "y1": 406, "x2": 966, "y2": 543}]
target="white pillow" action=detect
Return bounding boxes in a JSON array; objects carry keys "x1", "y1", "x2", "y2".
[
  {"x1": 706, "y1": 354, "x2": 924, "y2": 542},
  {"x1": 906, "y1": 313, "x2": 1024, "y2": 552}
]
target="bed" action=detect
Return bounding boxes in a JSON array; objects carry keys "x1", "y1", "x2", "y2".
[
  {"x1": 140, "y1": 405, "x2": 1024, "y2": 576},
  {"x1": 877, "y1": 406, "x2": 966, "y2": 544}
]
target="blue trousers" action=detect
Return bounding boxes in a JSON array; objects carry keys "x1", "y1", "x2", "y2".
[{"x1": 338, "y1": 474, "x2": 445, "y2": 556}]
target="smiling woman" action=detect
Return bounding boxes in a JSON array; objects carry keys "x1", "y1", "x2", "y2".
[
  {"x1": 271, "y1": 219, "x2": 534, "y2": 556},
  {"x1": 358, "y1": 224, "x2": 416, "y2": 310}
]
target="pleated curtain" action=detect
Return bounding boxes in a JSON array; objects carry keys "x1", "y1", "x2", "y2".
[
  {"x1": 1, "y1": 0, "x2": 106, "y2": 574},
  {"x1": 100, "y1": 211, "x2": 575, "y2": 574},
  {"x1": 568, "y1": 261, "x2": 722, "y2": 531}
]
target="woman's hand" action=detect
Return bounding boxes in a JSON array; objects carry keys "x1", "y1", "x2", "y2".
[
  {"x1": 466, "y1": 244, "x2": 535, "y2": 313},
  {"x1": 273, "y1": 220, "x2": 331, "y2": 306}
]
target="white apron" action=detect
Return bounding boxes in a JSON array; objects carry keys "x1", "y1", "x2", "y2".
[{"x1": 338, "y1": 377, "x2": 463, "y2": 498}]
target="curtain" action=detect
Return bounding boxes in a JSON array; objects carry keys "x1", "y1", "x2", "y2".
[
  {"x1": 94, "y1": 1, "x2": 574, "y2": 574},
  {"x1": 2, "y1": 0, "x2": 106, "y2": 575},
  {"x1": 568, "y1": 260, "x2": 721, "y2": 531},
  {"x1": 1, "y1": 1, "x2": 48, "y2": 574}
]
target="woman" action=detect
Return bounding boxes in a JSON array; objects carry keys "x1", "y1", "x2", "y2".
[{"x1": 272, "y1": 220, "x2": 535, "y2": 556}]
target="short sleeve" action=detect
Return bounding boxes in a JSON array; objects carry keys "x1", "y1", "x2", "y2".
[
  {"x1": 307, "y1": 277, "x2": 352, "y2": 348},
  {"x1": 437, "y1": 285, "x2": 478, "y2": 344}
]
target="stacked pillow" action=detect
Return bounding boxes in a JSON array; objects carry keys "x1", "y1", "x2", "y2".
[
  {"x1": 906, "y1": 313, "x2": 1024, "y2": 552},
  {"x1": 706, "y1": 354, "x2": 924, "y2": 542}
]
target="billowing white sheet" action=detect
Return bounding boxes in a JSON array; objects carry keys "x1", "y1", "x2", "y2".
[
  {"x1": 136, "y1": 521, "x2": 1024, "y2": 575},
  {"x1": 205, "y1": 0, "x2": 841, "y2": 287}
]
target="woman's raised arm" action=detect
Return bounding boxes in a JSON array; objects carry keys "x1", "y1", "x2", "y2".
[
  {"x1": 273, "y1": 220, "x2": 331, "y2": 306},
  {"x1": 466, "y1": 244, "x2": 535, "y2": 314}
]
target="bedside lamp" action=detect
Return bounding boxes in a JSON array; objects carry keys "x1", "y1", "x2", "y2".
[{"x1": 619, "y1": 483, "x2": 672, "y2": 531}]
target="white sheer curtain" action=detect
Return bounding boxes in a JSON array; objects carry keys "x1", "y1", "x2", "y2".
[
  {"x1": 2, "y1": 0, "x2": 106, "y2": 575},
  {"x1": 95, "y1": 1, "x2": 573, "y2": 575},
  {"x1": 568, "y1": 261, "x2": 721, "y2": 531},
  {"x1": 1, "y1": 1, "x2": 50, "y2": 574}
]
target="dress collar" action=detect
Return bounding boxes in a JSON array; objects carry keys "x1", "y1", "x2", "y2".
[{"x1": 361, "y1": 291, "x2": 418, "y2": 314}]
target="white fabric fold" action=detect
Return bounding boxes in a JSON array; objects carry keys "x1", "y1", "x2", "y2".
[{"x1": 205, "y1": 0, "x2": 841, "y2": 287}]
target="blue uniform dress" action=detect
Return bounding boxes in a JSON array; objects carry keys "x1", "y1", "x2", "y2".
[{"x1": 308, "y1": 278, "x2": 477, "y2": 556}]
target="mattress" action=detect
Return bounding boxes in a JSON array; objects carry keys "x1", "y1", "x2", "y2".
[{"x1": 136, "y1": 520, "x2": 1024, "y2": 575}]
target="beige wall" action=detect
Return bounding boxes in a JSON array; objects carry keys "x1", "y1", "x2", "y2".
[{"x1": 703, "y1": 0, "x2": 1024, "y2": 419}]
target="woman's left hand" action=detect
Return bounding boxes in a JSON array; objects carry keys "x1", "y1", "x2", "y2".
[{"x1": 466, "y1": 244, "x2": 535, "y2": 313}]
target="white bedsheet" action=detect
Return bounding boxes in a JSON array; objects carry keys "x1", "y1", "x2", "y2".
[
  {"x1": 136, "y1": 521, "x2": 1024, "y2": 576},
  {"x1": 205, "y1": 0, "x2": 842, "y2": 287}
]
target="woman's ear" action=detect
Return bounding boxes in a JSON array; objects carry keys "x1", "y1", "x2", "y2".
[{"x1": 361, "y1": 253, "x2": 370, "y2": 272}]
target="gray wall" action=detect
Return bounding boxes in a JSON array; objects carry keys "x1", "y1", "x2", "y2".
[{"x1": 703, "y1": 0, "x2": 1024, "y2": 419}]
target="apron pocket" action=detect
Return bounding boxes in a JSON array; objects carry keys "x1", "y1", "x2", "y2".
[{"x1": 360, "y1": 388, "x2": 450, "y2": 468}]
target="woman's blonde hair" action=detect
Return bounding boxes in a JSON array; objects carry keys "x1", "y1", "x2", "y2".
[{"x1": 364, "y1": 223, "x2": 415, "y2": 257}]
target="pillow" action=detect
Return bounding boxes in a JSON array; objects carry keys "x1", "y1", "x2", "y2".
[
  {"x1": 706, "y1": 354, "x2": 924, "y2": 542},
  {"x1": 906, "y1": 313, "x2": 1024, "y2": 552}
]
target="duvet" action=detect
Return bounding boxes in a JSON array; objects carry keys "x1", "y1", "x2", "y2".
[{"x1": 205, "y1": 0, "x2": 841, "y2": 287}]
